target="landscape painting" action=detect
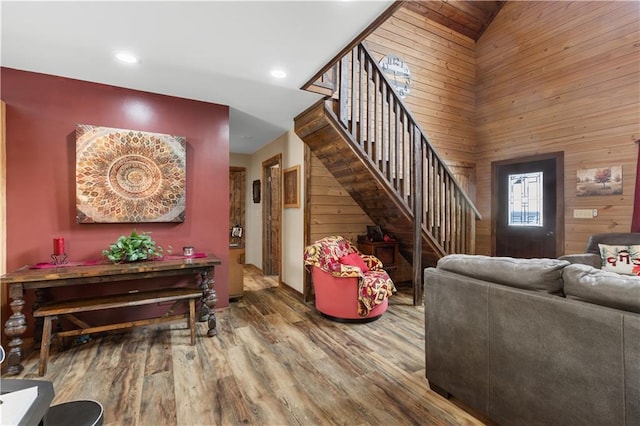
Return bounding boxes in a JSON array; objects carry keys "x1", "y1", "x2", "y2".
[{"x1": 576, "y1": 166, "x2": 622, "y2": 196}]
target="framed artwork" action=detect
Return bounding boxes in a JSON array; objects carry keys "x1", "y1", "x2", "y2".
[
  {"x1": 231, "y1": 226, "x2": 243, "y2": 238},
  {"x1": 252, "y1": 179, "x2": 261, "y2": 203},
  {"x1": 76, "y1": 124, "x2": 186, "y2": 223},
  {"x1": 576, "y1": 166, "x2": 622, "y2": 196},
  {"x1": 283, "y1": 165, "x2": 300, "y2": 208}
]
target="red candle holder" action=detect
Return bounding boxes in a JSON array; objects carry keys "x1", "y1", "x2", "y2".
[
  {"x1": 52, "y1": 237, "x2": 68, "y2": 265},
  {"x1": 51, "y1": 253, "x2": 68, "y2": 265}
]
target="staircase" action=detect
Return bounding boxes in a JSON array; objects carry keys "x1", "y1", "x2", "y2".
[{"x1": 295, "y1": 42, "x2": 481, "y2": 304}]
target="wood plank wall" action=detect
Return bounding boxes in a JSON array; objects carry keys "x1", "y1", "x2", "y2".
[
  {"x1": 308, "y1": 152, "x2": 375, "y2": 243},
  {"x1": 307, "y1": 152, "x2": 413, "y2": 282},
  {"x1": 307, "y1": 1, "x2": 638, "y2": 261},
  {"x1": 475, "y1": 1, "x2": 640, "y2": 255},
  {"x1": 365, "y1": 6, "x2": 477, "y2": 167}
]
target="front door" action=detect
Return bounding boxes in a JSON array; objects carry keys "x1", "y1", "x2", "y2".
[{"x1": 492, "y1": 153, "x2": 564, "y2": 258}]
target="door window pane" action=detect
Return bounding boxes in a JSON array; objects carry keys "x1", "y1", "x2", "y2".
[{"x1": 508, "y1": 172, "x2": 543, "y2": 227}]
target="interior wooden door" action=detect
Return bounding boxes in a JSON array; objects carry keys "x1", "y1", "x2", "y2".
[
  {"x1": 492, "y1": 153, "x2": 564, "y2": 258},
  {"x1": 262, "y1": 155, "x2": 281, "y2": 277},
  {"x1": 229, "y1": 167, "x2": 246, "y2": 247}
]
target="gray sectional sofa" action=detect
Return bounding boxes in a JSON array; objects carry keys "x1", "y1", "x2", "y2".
[{"x1": 424, "y1": 255, "x2": 640, "y2": 426}]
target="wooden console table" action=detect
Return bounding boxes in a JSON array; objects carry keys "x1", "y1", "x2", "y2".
[{"x1": 1, "y1": 256, "x2": 221, "y2": 375}]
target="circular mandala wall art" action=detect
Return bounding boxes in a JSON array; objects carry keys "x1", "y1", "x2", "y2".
[{"x1": 76, "y1": 124, "x2": 186, "y2": 223}]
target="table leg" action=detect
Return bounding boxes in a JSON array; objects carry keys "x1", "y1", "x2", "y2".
[
  {"x1": 198, "y1": 270, "x2": 210, "y2": 322},
  {"x1": 4, "y1": 286, "x2": 26, "y2": 375},
  {"x1": 200, "y1": 268, "x2": 218, "y2": 337}
]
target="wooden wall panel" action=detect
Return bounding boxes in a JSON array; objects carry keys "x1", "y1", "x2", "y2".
[
  {"x1": 365, "y1": 6, "x2": 477, "y2": 165},
  {"x1": 307, "y1": 153, "x2": 412, "y2": 282},
  {"x1": 475, "y1": 1, "x2": 640, "y2": 255},
  {"x1": 308, "y1": 153, "x2": 375, "y2": 244},
  {"x1": 306, "y1": 1, "x2": 638, "y2": 262}
]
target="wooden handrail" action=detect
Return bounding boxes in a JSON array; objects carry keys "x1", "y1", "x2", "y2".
[{"x1": 300, "y1": 1, "x2": 407, "y2": 92}]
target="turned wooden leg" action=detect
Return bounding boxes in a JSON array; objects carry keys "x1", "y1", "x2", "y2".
[
  {"x1": 4, "y1": 294, "x2": 27, "y2": 375},
  {"x1": 198, "y1": 270, "x2": 210, "y2": 322},
  {"x1": 201, "y1": 269, "x2": 218, "y2": 337}
]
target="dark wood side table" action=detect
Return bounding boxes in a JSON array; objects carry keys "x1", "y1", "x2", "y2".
[{"x1": 357, "y1": 241, "x2": 399, "y2": 271}]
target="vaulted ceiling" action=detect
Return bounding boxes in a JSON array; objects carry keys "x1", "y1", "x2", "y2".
[
  {"x1": 2, "y1": 1, "x2": 505, "y2": 154},
  {"x1": 404, "y1": 0, "x2": 506, "y2": 41}
]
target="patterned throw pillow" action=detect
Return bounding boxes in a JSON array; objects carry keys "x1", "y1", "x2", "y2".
[
  {"x1": 598, "y1": 244, "x2": 640, "y2": 276},
  {"x1": 339, "y1": 253, "x2": 369, "y2": 273}
]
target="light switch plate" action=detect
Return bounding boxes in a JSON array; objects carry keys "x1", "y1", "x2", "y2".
[{"x1": 574, "y1": 209, "x2": 594, "y2": 219}]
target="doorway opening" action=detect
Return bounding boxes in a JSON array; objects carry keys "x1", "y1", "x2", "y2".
[
  {"x1": 492, "y1": 152, "x2": 564, "y2": 258},
  {"x1": 262, "y1": 154, "x2": 282, "y2": 280}
]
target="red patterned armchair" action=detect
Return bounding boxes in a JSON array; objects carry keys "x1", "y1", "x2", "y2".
[{"x1": 303, "y1": 236, "x2": 396, "y2": 321}]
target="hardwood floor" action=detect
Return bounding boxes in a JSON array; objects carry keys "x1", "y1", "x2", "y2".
[{"x1": 7, "y1": 267, "x2": 484, "y2": 425}]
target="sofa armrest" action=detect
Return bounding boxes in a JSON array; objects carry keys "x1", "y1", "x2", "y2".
[{"x1": 558, "y1": 253, "x2": 601, "y2": 269}]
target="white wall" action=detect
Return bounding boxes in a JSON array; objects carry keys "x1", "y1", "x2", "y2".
[
  {"x1": 281, "y1": 130, "x2": 305, "y2": 292},
  {"x1": 229, "y1": 153, "x2": 251, "y2": 169},
  {"x1": 234, "y1": 129, "x2": 305, "y2": 293}
]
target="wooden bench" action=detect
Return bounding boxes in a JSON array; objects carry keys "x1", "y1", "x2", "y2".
[{"x1": 33, "y1": 287, "x2": 202, "y2": 376}]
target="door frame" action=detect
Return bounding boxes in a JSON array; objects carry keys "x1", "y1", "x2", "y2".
[
  {"x1": 262, "y1": 154, "x2": 282, "y2": 280},
  {"x1": 1, "y1": 101, "x2": 6, "y2": 348},
  {"x1": 491, "y1": 151, "x2": 565, "y2": 257}
]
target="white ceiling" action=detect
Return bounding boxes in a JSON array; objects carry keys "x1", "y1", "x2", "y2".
[{"x1": 1, "y1": 0, "x2": 393, "y2": 154}]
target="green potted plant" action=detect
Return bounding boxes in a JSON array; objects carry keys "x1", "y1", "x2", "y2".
[{"x1": 103, "y1": 230, "x2": 163, "y2": 263}]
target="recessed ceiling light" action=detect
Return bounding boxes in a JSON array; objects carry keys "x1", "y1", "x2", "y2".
[
  {"x1": 271, "y1": 69, "x2": 287, "y2": 79},
  {"x1": 115, "y1": 51, "x2": 139, "y2": 64}
]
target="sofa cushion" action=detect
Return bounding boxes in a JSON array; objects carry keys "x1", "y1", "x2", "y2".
[
  {"x1": 598, "y1": 244, "x2": 640, "y2": 275},
  {"x1": 563, "y1": 263, "x2": 640, "y2": 313},
  {"x1": 436, "y1": 254, "x2": 568, "y2": 293}
]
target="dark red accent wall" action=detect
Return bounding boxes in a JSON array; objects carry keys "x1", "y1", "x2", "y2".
[{"x1": 1, "y1": 67, "x2": 230, "y2": 337}]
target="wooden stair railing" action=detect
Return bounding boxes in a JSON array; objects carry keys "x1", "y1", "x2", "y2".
[{"x1": 302, "y1": 42, "x2": 481, "y2": 303}]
